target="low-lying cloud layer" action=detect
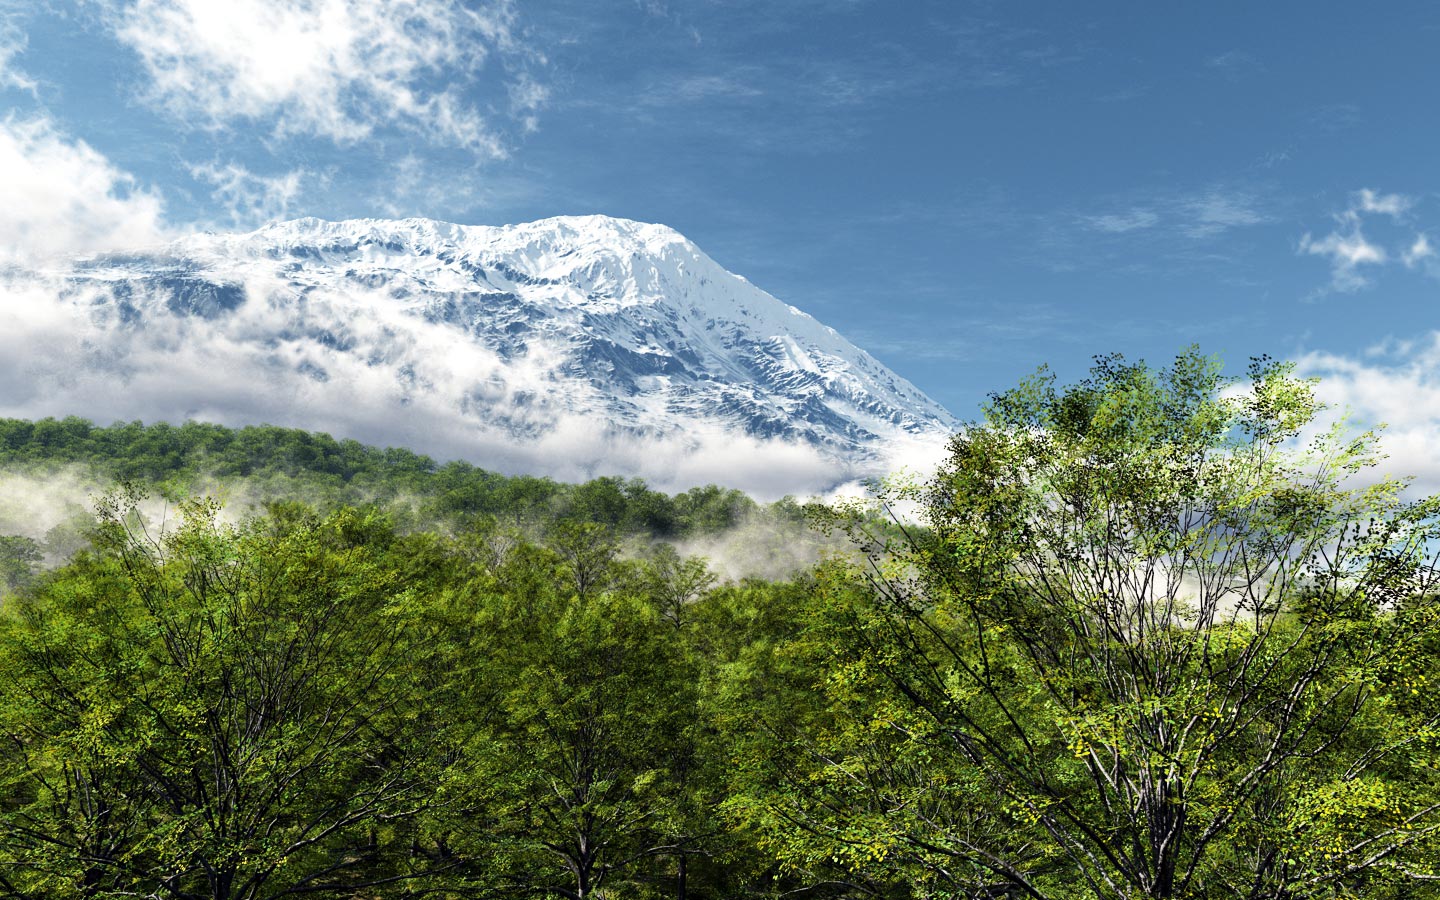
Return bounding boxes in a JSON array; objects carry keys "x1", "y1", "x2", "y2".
[
  {"x1": 0, "y1": 461, "x2": 844, "y2": 588},
  {"x1": 0, "y1": 268, "x2": 949, "y2": 500}
]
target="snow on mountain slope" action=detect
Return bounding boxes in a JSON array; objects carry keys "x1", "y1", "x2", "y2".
[{"x1": 0, "y1": 215, "x2": 958, "y2": 496}]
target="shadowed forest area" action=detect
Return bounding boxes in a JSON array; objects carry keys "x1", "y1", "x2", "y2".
[{"x1": 1, "y1": 350, "x2": 1439, "y2": 900}]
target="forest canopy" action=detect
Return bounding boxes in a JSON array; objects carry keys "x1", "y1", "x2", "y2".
[{"x1": 0, "y1": 348, "x2": 1437, "y2": 900}]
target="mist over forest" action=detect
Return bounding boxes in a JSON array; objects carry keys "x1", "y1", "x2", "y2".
[
  {"x1": 3, "y1": 352, "x2": 1440, "y2": 899},
  {"x1": 0, "y1": 416, "x2": 842, "y2": 585}
]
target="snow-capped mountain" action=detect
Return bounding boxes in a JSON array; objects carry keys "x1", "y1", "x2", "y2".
[{"x1": 1, "y1": 215, "x2": 957, "y2": 495}]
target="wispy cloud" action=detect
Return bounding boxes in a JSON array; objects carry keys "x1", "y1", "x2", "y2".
[
  {"x1": 1353, "y1": 187, "x2": 1411, "y2": 219},
  {"x1": 1179, "y1": 190, "x2": 1268, "y2": 237},
  {"x1": 937, "y1": 16, "x2": 1090, "y2": 88},
  {"x1": 1077, "y1": 188, "x2": 1270, "y2": 240},
  {"x1": 1256, "y1": 148, "x2": 1291, "y2": 169},
  {"x1": 1299, "y1": 230, "x2": 1386, "y2": 291},
  {"x1": 1204, "y1": 49, "x2": 1263, "y2": 81},
  {"x1": 188, "y1": 161, "x2": 312, "y2": 228},
  {"x1": 640, "y1": 71, "x2": 766, "y2": 105},
  {"x1": 1080, "y1": 209, "x2": 1160, "y2": 234},
  {"x1": 105, "y1": 0, "x2": 542, "y2": 154},
  {"x1": 375, "y1": 153, "x2": 504, "y2": 219},
  {"x1": 1403, "y1": 234, "x2": 1434, "y2": 268},
  {"x1": 0, "y1": 14, "x2": 36, "y2": 95},
  {"x1": 1299, "y1": 188, "x2": 1427, "y2": 292},
  {"x1": 507, "y1": 71, "x2": 549, "y2": 133},
  {"x1": 0, "y1": 115, "x2": 168, "y2": 264},
  {"x1": 1094, "y1": 85, "x2": 1148, "y2": 103},
  {"x1": 1305, "y1": 103, "x2": 1362, "y2": 135}
]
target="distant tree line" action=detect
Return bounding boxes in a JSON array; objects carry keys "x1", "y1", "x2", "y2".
[
  {"x1": 0, "y1": 417, "x2": 798, "y2": 539},
  {"x1": 0, "y1": 350, "x2": 1438, "y2": 899}
]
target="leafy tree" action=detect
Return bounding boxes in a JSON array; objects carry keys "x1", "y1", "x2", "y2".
[
  {"x1": 643, "y1": 544, "x2": 717, "y2": 628},
  {"x1": 0, "y1": 493, "x2": 439, "y2": 899},
  {"x1": 741, "y1": 350, "x2": 1440, "y2": 899},
  {"x1": 547, "y1": 520, "x2": 621, "y2": 600},
  {"x1": 437, "y1": 538, "x2": 701, "y2": 900},
  {"x1": 702, "y1": 576, "x2": 888, "y2": 899},
  {"x1": 0, "y1": 548, "x2": 152, "y2": 898},
  {"x1": 0, "y1": 535, "x2": 41, "y2": 595}
]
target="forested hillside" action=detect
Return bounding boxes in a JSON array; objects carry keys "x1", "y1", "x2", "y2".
[{"x1": 1, "y1": 351, "x2": 1439, "y2": 899}]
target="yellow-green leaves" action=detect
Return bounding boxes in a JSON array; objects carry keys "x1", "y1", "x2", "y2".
[{"x1": 768, "y1": 348, "x2": 1440, "y2": 900}]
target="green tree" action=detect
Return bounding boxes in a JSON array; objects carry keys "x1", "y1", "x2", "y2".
[
  {"x1": 703, "y1": 576, "x2": 891, "y2": 899},
  {"x1": 0, "y1": 494, "x2": 439, "y2": 899},
  {"x1": 547, "y1": 520, "x2": 621, "y2": 601},
  {"x1": 438, "y1": 534, "x2": 703, "y2": 899},
  {"x1": 643, "y1": 544, "x2": 717, "y2": 628},
  {"x1": 0, "y1": 548, "x2": 153, "y2": 898},
  {"x1": 739, "y1": 351, "x2": 1440, "y2": 899},
  {"x1": 0, "y1": 534, "x2": 41, "y2": 595}
]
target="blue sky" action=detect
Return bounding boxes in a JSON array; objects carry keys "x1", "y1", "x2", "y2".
[{"x1": 2, "y1": 0, "x2": 1439, "y2": 444}]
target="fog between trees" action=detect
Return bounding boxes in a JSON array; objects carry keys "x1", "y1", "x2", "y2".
[{"x1": 0, "y1": 349, "x2": 1438, "y2": 899}]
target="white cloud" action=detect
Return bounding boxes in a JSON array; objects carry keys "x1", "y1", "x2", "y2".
[
  {"x1": 189, "y1": 161, "x2": 310, "y2": 227},
  {"x1": 1300, "y1": 188, "x2": 1429, "y2": 292},
  {"x1": 507, "y1": 72, "x2": 549, "y2": 133},
  {"x1": 1204, "y1": 50, "x2": 1262, "y2": 81},
  {"x1": 1297, "y1": 337, "x2": 1440, "y2": 496},
  {"x1": 509, "y1": 72, "x2": 547, "y2": 112},
  {"x1": 108, "y1": 0, "x2": 536, "y2": 154},
  {"x1": 0, "y1": 116, "x2": 168, "y2": 264},
  {"x1": 1257, "y1": 148, "x2": 1291, "y2": 169},
  {"x1": 1298, "y1": 229, "x2": 1386, "y2": 291},
  {"x1": 1077, "y1": 189, "x2": 1269, "y2": 243},
  {"x1": 377, "y1": 153, "x2": 491, "y2": 219}
]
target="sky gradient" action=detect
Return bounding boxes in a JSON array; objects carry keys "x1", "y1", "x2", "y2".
[{"x1": 3, "y1": 0, "x2": 1440, "y2": 480}]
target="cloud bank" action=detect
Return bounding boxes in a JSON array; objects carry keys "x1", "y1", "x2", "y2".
[
  {"x1": 0, "y1": 116, "x2": 169, "y2": 263},
  {"x1": 0, "y1": 0, "x2": 550, "y2": 266},
  {"x1": 1297, "y1": 336, "x2": 1440, "y2": 497},
  {"x1": 107, "y1": 0, "x2": 538, "y2": 154}
]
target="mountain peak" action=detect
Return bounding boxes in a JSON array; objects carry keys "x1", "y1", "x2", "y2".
[{"x1": 21, "y1": 214, "x2": 956, "y2": 496}]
